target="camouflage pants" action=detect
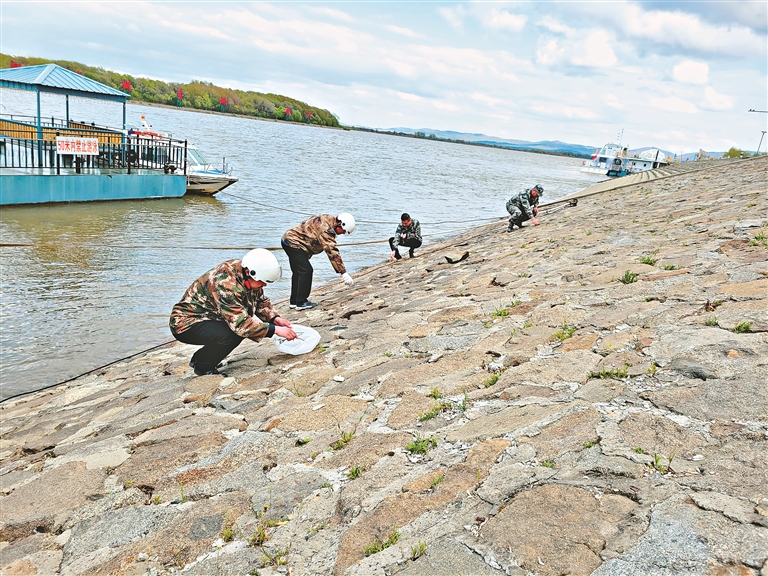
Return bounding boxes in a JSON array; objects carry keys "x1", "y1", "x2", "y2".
[{"x1": 506, "y1": 206, "x2": 529, "y2": 230}]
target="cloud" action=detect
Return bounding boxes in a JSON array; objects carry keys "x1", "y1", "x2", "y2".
[
  {"x1": 536, "y1": 16, "x2": 572, "y2": 35},
  {"x1": 530, "y1": 104, "x2": 598, "y2": 120},
  {"x1": 536, "y1": 39, "x2": 564, "y2": 66},
  {"x1": 604, "y1": 94, "x2": 624, "y2": 109},
  {"x1": 384, "y1": 58, "x2": 418, "y2": 79},
  {"x1": 673, "y1": 61, "x2": 708, "y2": 85},
  {"x1": 434, "y1": 101, "x2": 459, "y2": 111},
  {"x1": 571, "y1": 30, "x2": 617, "y2": 67},
  {"x1": 307, "y1": 7, "x2": 354, "y2": 22},
  {"x1": 702, "y1": 86, "x2": 732, "y2": 110},
  {"x1": 438, "y1": 6, "x2": 465, "y2": 31},
  {"x1": 470, "y1": 92, "x2": 504, "y2": 107},
  {"x1": 651, "y1": 96, "x2": 698, "y2": 114},
  {"x1": 396, "y1": 91, "x2": 423, "y2": 102},
  {"x1": 160, "y1": 20, "x2": 232, "y2": 41},
  {"x1": 613, "y1": 3, "x2": 766, "y2": 57},
  {"x1": 482, "y1": 9, "x2": 527, "y2": 31},
  {"x1": 384, "y1": 25, "x2": 423, "y2": 39}
]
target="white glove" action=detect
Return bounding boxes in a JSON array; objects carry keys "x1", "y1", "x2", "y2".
[{"x1": 342, "y1": 272, "x2": 354, "y2": 287}]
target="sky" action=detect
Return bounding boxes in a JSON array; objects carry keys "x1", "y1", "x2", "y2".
[{"x1": 2, "y1": 1, "x2": 767, "y2": 152}]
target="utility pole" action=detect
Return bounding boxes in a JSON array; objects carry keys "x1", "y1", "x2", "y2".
[{"x1": 758, "y1": 131, "x2": 767, "y2": 155}]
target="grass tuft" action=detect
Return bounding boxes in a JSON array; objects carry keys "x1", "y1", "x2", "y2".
[
  {"x1": 618, "y1": 270, "x2": 639, "y2": 284},
  {"x1": 551, "y1": 324, "x2": 577, "y2": 343},
  {"x1": 406, "y1": 433, "x2": 438, "y2": 455},
  {"x1": 732, "y1": 321, "x2": 752, "y2": 333},
  {"x1": 364, "y1": 525, "x2": 400, "y2": 557}
]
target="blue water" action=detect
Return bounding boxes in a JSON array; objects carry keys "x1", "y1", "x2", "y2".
[{"x1": 0, "y1": 89, "x2": 604, "y2": 400}]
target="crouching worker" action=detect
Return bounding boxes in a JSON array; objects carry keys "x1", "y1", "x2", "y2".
[
  {"x1": 389, "y1": 213, "x2": 422, "y2": 260},
  {"x1": 506, "y1": 184, "x2": 543, "y2": 231},
  {"x1": 170, "y1": 249, "x2": 297, "y2": 376}
]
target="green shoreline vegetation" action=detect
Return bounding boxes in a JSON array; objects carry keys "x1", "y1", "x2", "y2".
[
  {"x1": 1, "y1": 53, "x2": 340, "y2": 127},
  {"x1": 3, "y1": 53, "x2": 591, "y2": 158}
]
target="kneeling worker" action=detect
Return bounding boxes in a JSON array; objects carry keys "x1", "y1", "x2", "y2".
[
  {"x1": 506, "y1": 184, "x2": 543, "y2": 231},
  {"x1": 389, "y1": 212, "x2": 422, "y2": 260},
  {"x1": 170, "y1": 249, "x2": 297, "y2": 376},
  {"x1": 281, "y1": 213, "x2": 356, "y2": 310}
]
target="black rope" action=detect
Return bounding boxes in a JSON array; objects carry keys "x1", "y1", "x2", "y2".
[
  {"x1": 218, "y1": 190, "x2": 504, "y2": 226},
  {"x1": 0, "y1": 340, "x2": 175, "y2": 404}
]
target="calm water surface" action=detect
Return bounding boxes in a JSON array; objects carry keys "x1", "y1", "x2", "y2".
[{"x1": 0, "y1": 91, "x2": 604, "y2": 400}]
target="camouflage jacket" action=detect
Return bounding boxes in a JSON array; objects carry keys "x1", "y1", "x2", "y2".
[
  {"x1": 394, "y1": 219, "x2": 421, "y2": 244},
  {"x1": 281, "y1": 214, "x2": 347, "y2": 274},
  {"x1": 506, "y1": 189, "x2": 540, "y2": 219},
  {"x1": 169, "y1": 259, "x2": 278, "y2": 340}
]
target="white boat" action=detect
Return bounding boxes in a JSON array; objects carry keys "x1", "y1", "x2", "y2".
[
  {"x1": 185, "y1": 147, "x2": 238, "y2": 195},
  {"x1": 581, "y1": 143, "x2": 669, "y2": 177},
  {"x1": 130, "y1": 115, "x2": 238, "y2": 195}
]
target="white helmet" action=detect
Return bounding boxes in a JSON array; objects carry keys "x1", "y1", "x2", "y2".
[
  {"x1": 337, "y1": 212, "x2": 356, "y2": 235},
  {"x1": 241, "y1": 249, "x2": 282, "y2": 283}
]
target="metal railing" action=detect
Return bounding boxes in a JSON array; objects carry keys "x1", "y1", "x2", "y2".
[{"x1": 0, "y1": 136, "x2": 187, "y2": 175}]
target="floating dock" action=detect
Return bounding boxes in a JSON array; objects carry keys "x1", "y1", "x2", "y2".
[{"x1": 0, "y1": 64, "x2": 187, "y2": 205}]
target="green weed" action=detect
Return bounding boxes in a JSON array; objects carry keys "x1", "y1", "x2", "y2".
[
  {"x1": 178, "y1": 481, "x2": 186, "y2": 503},
  {"x1": 412, "y1": 541, "x2": 427, "y2": 560},
  {"x1": 427, "y1": 387, "x2": 443, "y2": 400},
  {"x1": 589, "y1": 366, "x2": 629, "y2": 379},
  {"x1": 551, "y1": 324, "x2": 577, "y2": 343},
  {"x1": 406, "y1": 433, "x2": 438, "y2": 455},
  {"x1": 364, "y1": 525, "x2": 400, "y2": 557},
  {"x1": 704, "y1": 316, "x2": 718, "y2": 327},
  {"x1": 733, "y1": 322, "x2": 752, "y2": 333},
  {"x1": 418, "y1": 401, "x2": 453, "y2": 421},
  {"x1": 583, "y1": 441, "x2": 597, "y2": 449},
  {"x1": 639, "y1": 255, "x2": 657, "y2": 265},
  {"x1": 457, "y1": 391, "x2": 468, "y2": 412},
  {"x1": 296, "y1": 437, "x2": 311, "y2": 446},
  {"x1": 648, "y1": 453, "x2": 675, "y2": 474},
  {"x1": 663, "y1": 264, "x2": 678, "y2": 271},
  {"x1": 347, "y1": 464, "x2": 369, "y2": 479},
  {"x1": 523, "y1": 320, "x2": 533, "y2": 328},
  {"x1": 491, "y1": 307, "x2": 510, "y2": 318},
  {"x1": 482, "y1": 370, "x2": 504, "y2": 388},
  {"x1": 619, "y1": 270, "x2": 639, "y2": 284},
  {"x1": 261, "y1": 546, "x2": 289, "y2": 566},
  {"x1": 430, "y1": 473, "x2": 445, "y2": 490},
  {"x1": 633, "y1": 447, "x2": 646, "y2": 454},
  {"x1": 541, "y1": 460, "x2": 555, "y2": 468},
  {"x1": 647, "y1": 363, "x2": 658, "y2": 375},
  {"x1": 331, "y1": 429, "x2": 355, "y2": 451},
  {"x1": 248, "y1": 525, "x2": 269, "y2": 547}
]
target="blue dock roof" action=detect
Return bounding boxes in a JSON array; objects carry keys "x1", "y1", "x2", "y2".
[{"x1": 0, "y1": 64, "x2": 128, "y2": 102}]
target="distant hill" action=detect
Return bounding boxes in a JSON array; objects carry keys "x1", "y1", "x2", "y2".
[
  {"x1": 384, "y1": 128, "x2": 726, "y2": 160},
  {"x1": 0, "y1": 53, "x2": 339, "y2": 127},
  {"x1": 384, "y1": 127, "x2": 598, "y2": 158}
]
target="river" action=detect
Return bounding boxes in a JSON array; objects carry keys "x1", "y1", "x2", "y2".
[{"x1": 0, "y1": 90, "x2": 604, "y2": 400}]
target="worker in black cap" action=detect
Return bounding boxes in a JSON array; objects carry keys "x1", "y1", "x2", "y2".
[{"x1": 506, "y1": 185, "x2": 543, "y2": 231}]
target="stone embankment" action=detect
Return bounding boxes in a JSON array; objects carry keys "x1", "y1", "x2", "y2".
[{"x1": 1, "y1": 157, "x2": 766, "y2": 576}]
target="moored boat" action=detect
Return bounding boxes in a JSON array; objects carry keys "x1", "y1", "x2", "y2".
[
  {"x1": 581, "y1": 142, "x2": 669, "y2": 177},
  {"x1": 130, "y1": 115, "x2": 238, "y2": 195},
  {"x1": 185, "y1": 147, "x2": 238, "y2": 195}
]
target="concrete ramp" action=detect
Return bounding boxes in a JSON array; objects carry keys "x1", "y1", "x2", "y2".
[{"x1": 558, "y1": 157, "x2": 761, "y2": 204}]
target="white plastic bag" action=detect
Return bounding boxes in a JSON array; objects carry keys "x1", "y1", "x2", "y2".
[{"x1": 273, "y1": 324, "x2": 321, "y2": 356}]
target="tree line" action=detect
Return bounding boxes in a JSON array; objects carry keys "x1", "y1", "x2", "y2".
[{"x1": 1, "y1": 54, "x2": 339, "y2": 127}]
